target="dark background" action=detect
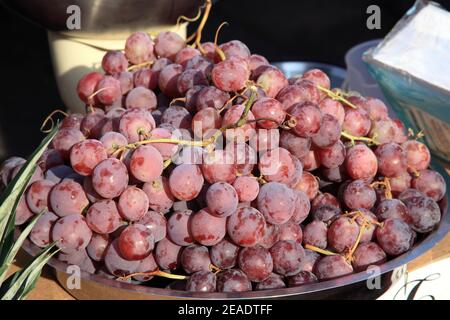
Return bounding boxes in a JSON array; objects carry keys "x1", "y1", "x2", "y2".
[{"x1": 0, "y1": 0, "x2": 449, "y2": 160}]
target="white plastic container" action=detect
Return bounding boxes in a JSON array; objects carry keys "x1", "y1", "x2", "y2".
[{"x1": 48, "y1": 25, "x2": 187, "y2": 113}]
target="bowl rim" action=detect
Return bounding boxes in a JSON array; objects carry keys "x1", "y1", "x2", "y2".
[{"x1": 20, "y1": 158, "x2": 450, "y2": 299}]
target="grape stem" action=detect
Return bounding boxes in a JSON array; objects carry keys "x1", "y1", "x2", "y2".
[
  {"x1": 119, "y1": 270, "x2": 188, "y2": 281},
  {"x1": 194, "y1": 0, "x2": 213, "y2": 54},
  {"x1": 370, "y1": 177, "x2": 393, "y2": 200},
  {"x1": 341, "y1": 131, "x2": 380, "y2": 146},
  {"x1": 407, "y1": 128, "x2": 425, "y2": 140},
  {"x1": 255, "y1": 174, "x2": 267, "y2": 184},
  {"x1": 169, "y1": 97, "x2": 187, "y2": 107},
  {"x1": 343, "y1": 210, "x2": 383, "y2": 227},
  {"x1": 236, "y1": 86, "x2": 258, "y2": 127},
  {"x1": 219, "y1": 92, "x2": 245, "y2": 113},
  {"x1": 408, "y1": 166, "x2": 420, "y2": 177},
  {"x1": 345, "y1": 221, "x2": 368, "y2": 262},
  {"x1": 176, "y1": 6, "x2": 203, "y2": 29},
  {"x1": 316, "y1": 85, "x2": 358, "y2": 109},
  {"x1": 40, "y1": 110, "x2": 68, "y2": 133},
  {"x1": 304, "y1": 244, "x2": 337, "y2": 256},
  {"x1": 247, "y1": 117, "x2": 281, "y2": 126},
  {"x1": 111, "y1": 84, "x2": 258, "y2": 159},
  {"x1": 87, "y1": 87, "x2": 113, "y2": 102},
  {"x1": 163, "y1": 159, "x2": 172, "y2": 169},
  {"x1": 127, "y1": 61, "x2": 154, "y2": 71},
  {"x1": 209, "y1": 264, "x2": 222, "y2": 274},
  {"x1": 213, "y1": 22, "x2": 228, "y2": 61}
]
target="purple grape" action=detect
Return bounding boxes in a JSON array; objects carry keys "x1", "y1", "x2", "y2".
[
  {"x1": 29, "y1": 211, "x2": 58, "y2": 247},
  {"x1": 154, "y1": 31, "x2": 185, "y2": 60},
  {"x1": 303, "y1": 220, "x2": 328, "y2": 249},
  {"x1": 270, "y1": 240, "x2": 305, "y2": 276},
  {"x1": 52, "y1": 214, "x2": 92, "y2": 253},
  {"x1": 278, "y1": 221, "x2": 303, "y2": 244},
  {"x1": 26, "y1": 179, "x2": 55, "y2": 214},
  {"x1": 129, "y1": 145, "x2": 163, "y2": 183},
  {"x1": 206, "y1": 182, "x2": 238, "y2": 218},
  {"x1": 217, "y1": 269, "x2": 252, "y2": 292},
  {"x1": 169, "y1": 164, "x2": 204, "y2": 201},
  {"x1": 312, "y1": 205, "x2": 341, "y2": 224},
  {"x1": 186, "y1": 271, "x2": 217, "y2": 292},
  {"x1": 167, "y1": 210, "x2": 194, "y2": 246},
  {"x1": 238, "y1": 246, "x2": 273, "y2": 282},
  {"x1": 125, "y1": 32, "x2": 155, "y2": 64},
  {"x1": 92, "y1": 158, "x2": 129, "y2": 198},
  {"x1": 328, "y1": 216, "x2": 360, "y2": 253},
  {"x1": 232, "y1": 176, "x2": 260, "y2": 203},
  {"x1": 70, "y1": 139, "x2": 107, "y2": 176},
  {"x1": 352, "y1": 242, "x2": 387, "y2": 272},
  {"x1": 212, "y1": 57, "x2": 250, "y2": 92},
  {"x1": 315, "y1": 255, "x2": 353, "y2": 280},
  {"x1": 181, "y1": 245, "x2": 211, "y2": 274},
  {"x1": 190, "y1": 208, "x2": 227, "y2": 246},
  {"x1": 210, "y1": 238, "x2": 240, "y2": 269},
  {"x1": 227, "y1": 206, "x2": 266, "y2": 247},
  {"x1": 375, "y1": 218, "x2": 415, "y2": 255},
  {"x1": 50, "y1": 180, "x2": 89, "y2": 217},
  {"x1": 376, "y1": 198, "x2": 412, "y2": 223},
  {"x1": 402, "y1": 140, "x2": 431, "y2": 172},
  {"x1": 343, "y1": 179, "x2": 376, "y2": 210},
  {"x1": 317, "y1": 140, "x2": 346, "y2": 169},
  {"x1": 287, "y1": 271, "x2": 318, "y2": 287},
  {"x1": 312, "y1": 114, "x2": 341, "y2": 148},
  {"x1": 299, "y1": 249, "x2": 321, "y2": 273},
  {"x1": 411, "y1": 170, "x2": 446, "y2": 202},
  {"x1": 257, "y1": 182, "x2": 296, "y2": 225},
  {"x1": 102, "y1": 51, "x2": 128, "y2": 74},
  {"x1": 289, "y1": 102, "x2": 323, "y2": 138},
  {"x1": 142, "y1": 176, "x2": 174, "y2": 214},
  {"x1": 375, "y1": 143, "x2": 407, "y2": 178},
  {"x1": 137, "y1": 210, "x2": 167, "y2": 242},
  {"x1": 155, "y1": 237, "x2": 182, "y2": 270},
  {"x1": 117, "y1": 186, "x2": 149, "y2": 222},
  {"x1": 280, "y1": 130, "x2": 311, "y2": 159},
  {"x1": 133, "y1": 254, "x2": 158, "y2": 282},
  {"x1": 403, "y1": 196, "x2": 441, "y2": 233},
  {"x1": 125, "y1": 87, "x2": 157, "y2": 111},
  {"x1": 290, "y1": 190, "x2": 311, "y2": 224},
  {"x1": 87, "y1": 233, "x2": 110, "y2": 262},
  {"x1": 105, "y1": 239, "x2": 140, "y2": 276},
  {"x1": 86, "y1": 199, "x2": 123, "y2": 234},
  {"x1": 255, "y1": 273, "x2": 286, "y2": 290},
  {"x1": 118, "y1": 224, "x2": 154, "y2": 260}
]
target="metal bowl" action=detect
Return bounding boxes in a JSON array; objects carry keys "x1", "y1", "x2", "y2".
[
  {"x1": 18, "y1": 61, "x2": 449, "y2": 300},
  {"x1": 20, "y1": 157, "x2": 449, "y2": 300},
  {"x1": 0, "y1": 0, "x2": 204, "y2": 39}
]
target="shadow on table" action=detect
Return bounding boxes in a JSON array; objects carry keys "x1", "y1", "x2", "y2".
[{"x1": 13, "y1": 249, "x2": 56, "y2": 281}]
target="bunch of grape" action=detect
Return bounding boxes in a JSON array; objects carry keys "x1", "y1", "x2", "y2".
[{"x1": 1, "y1": 27, "x2": 446, "y2": 294}]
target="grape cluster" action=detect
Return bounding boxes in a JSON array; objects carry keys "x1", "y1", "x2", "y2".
[{"x1": 1, "y1": 25, "x2": 446, "y2": 294}]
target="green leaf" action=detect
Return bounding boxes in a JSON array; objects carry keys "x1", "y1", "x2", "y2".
[
  {"x1": 0, "y1": 126, "x2": 58, "y2": 286},
  {"x1": 0, "y1": 243, "x2": 57, "y2": 300},
  {"x1": 0, "y1": 212, "x2": 44, "y2": 283},
  {"x1": 0, "y1": 126, "x2": 58, "y2": 235}
]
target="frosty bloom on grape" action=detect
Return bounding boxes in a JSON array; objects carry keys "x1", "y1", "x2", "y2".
[{"x1": 66, "y1": 265, "x2": 82, "y2": 290}]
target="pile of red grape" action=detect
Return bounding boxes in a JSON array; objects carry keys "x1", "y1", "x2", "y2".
[{"x1": 1, "y1": 27, "x2": 447, "y2": 293}]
